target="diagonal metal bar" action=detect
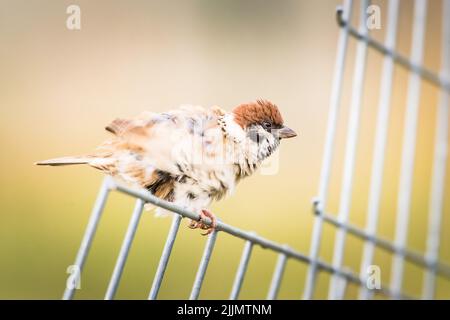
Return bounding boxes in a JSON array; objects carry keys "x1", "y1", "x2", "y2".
[
  {"x1": 422, "y1": 0, "x2": 450, "y2": 300},
  {"x1": 190, "y1": 231, "x2": 219, "y2": 300},
  {"x1": 229, "y1": 240, "x2": 254, "y2": 300},
  {"x1": 62, "y1": 177, "x2": 112, "y2": 300},
  {"x1": 329, "y1": 0, "x2": 369, "y2": 300},
  {"x1": 113, "y1": 180, "x2": 313, "y2": 263},
  {"x1": 316, "y1": 209, "x2": 450, "y2": 278},
  {"x1": 390, "y1": 0, "x2": 428, "y2": 297},
  {"x1": 148, "y1": 214, "x2": 182, "y2": 300},
  {"x1": 104, "y1": 199, "x2": 145, "y2": 300},
  {"x1": 304, "y1": 0, "x2": 354, "y2": 300},
  {"x1": 336, "y1": 3, "x2": 450, "y2": 92},
  {"x1": 267, "y1": 252, "x2": 288, "y2": 300},
  {"x1": 359, "y1": 0, "x2": 400, "y2": 300}
]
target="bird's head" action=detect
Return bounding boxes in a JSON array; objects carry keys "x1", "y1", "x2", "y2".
[{"x1": 232, "y1": 99, "x2": 297, "y2": 161}]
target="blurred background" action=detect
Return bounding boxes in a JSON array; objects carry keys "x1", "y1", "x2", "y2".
[{"x1": 0, "y1": 0, "x2": 449, "y2": 299}]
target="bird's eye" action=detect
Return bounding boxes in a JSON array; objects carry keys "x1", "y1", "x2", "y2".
[{"x1": 263, "y1": 121, "x2": 272, "y2": 129}]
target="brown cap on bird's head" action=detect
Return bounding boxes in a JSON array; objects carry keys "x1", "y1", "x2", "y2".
[{"x1": 233, "y1": 99, "x2": 297, "y2": 139}]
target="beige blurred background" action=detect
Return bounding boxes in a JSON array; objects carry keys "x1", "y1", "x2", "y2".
[{"x1": 0, "y1": 0, "x2": 449, "y2": 299}]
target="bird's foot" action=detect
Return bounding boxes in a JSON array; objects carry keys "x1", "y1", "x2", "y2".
[{"x1": 188, "y1": 209, "x2": 217, "y2": 235}]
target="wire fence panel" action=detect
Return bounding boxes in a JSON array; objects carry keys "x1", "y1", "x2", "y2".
[{"x1": 62, "y1": 0, "x2": 450, "y2": 300}]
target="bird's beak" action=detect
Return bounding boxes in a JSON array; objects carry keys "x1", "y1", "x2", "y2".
[{"x1": 278, "y1": 126, "x2": 297, "y2": 139}]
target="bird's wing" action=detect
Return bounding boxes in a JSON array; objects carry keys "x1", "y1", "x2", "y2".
[{"x1": 93, "y1": 105, "x2": 227, "y2": 182}]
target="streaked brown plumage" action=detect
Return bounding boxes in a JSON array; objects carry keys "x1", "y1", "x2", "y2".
[{"x1": 36, "y1": 100, "x2": 297, "y2": 234}]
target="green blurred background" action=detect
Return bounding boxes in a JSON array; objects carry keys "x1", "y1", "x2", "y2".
[{"x1": 0, "y1": 0, "x2": 449, "y2": 299}]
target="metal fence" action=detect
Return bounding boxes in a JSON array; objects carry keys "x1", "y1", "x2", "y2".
[{"x1": 62, "y1": 0, "x2": 450, "y2": 300}]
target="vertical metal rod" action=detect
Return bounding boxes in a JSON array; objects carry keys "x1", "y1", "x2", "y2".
[
  {"x1": 336, "y1": 276, "x2": 348, "y2": 299},
  {"x1": 422, "y1": 0, "x2": 450, "y2": 300},
  {"x1": 267, "y1": 253, "x2": 288, "y2": 300},
  {"x1": 189, "y1": 231, "x2": 218, "y2": 300},
  {"x1": 62, "y1": 177, "x2": 111, "y2": 300},
  {"x1": 229, "y1": 241, "x2": 254, "y2": 300},
  {"x1": 148, "y1": 214, "x2": 182, "y2": 300},
  {"x1": 304, "y1": 0, "x2": 353, "y2": 300},
  {"x1": 390, "y1": 0, "x2": 427, "y2": 297},
  {"x1": 359, "y1": 0, "x2": 400, "y2": 300},
  {"x1": 104, "y1": 199, "x2": 144, "y2": 300},
  {"x1": 329, "y1": 0, "x2": 369, "y2": 300}
]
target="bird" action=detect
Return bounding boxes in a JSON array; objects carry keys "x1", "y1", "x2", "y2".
[{"x1": 36, "y1": 99, "x2": 297, "y2": 235}]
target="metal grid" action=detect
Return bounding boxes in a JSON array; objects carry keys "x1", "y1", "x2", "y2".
[
  {"x1": 62, "y1": 0, "x2": 450, "y2": 300},
  {"x1": 305, "y1": 0, "x2": 450, "y2": 300}
]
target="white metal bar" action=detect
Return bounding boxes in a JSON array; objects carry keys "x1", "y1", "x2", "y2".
[
  {"x1": 304, "y1": 0, "x2": 353, "y2": 300},
  {"x1": 329, "y1": 0, "x2": 369, "y2": 300},
  {"x1": 267, "y1": 253, "x2": 288, "y2": 300},
  {"x1": 229, "y1": 240, "x2": 254, "y2": 300},
  {"x1": 336, "y1": 276, "x2": 348, "y2": 298},
  {"x1": 422, "y1": 0, "x2": 450, "y2": 300},
  {"x1": 189, "y1": 230, "x2": 218, "y2": 300},
  {"x1": 148, "y1": 214, "x2": 182, "y2": 300},
  {"x1": 62, "y1": 177, "x2": 111, "y2": 300},
  {"x1": 105, "y1": 199, "x2": 144, "y2": 300},
  {"x1": 359, "y1": 0, "x2": 400, "y2": 300},
  {"x1": 390, "y1": 0, "x2": 428, "y2": 297}
]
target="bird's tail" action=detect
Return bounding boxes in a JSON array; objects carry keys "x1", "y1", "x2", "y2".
[{"x1": 35, "y1": 156, "x2": 91, "y2": 166}]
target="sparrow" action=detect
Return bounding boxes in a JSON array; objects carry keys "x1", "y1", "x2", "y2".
[{"x1": 36, "y1": 99, "x2": 297, "y2": 234}]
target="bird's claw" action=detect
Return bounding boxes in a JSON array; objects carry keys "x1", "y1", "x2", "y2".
[{"x1": 188, "y1": 209, "x2": 217, "y2": 236}]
